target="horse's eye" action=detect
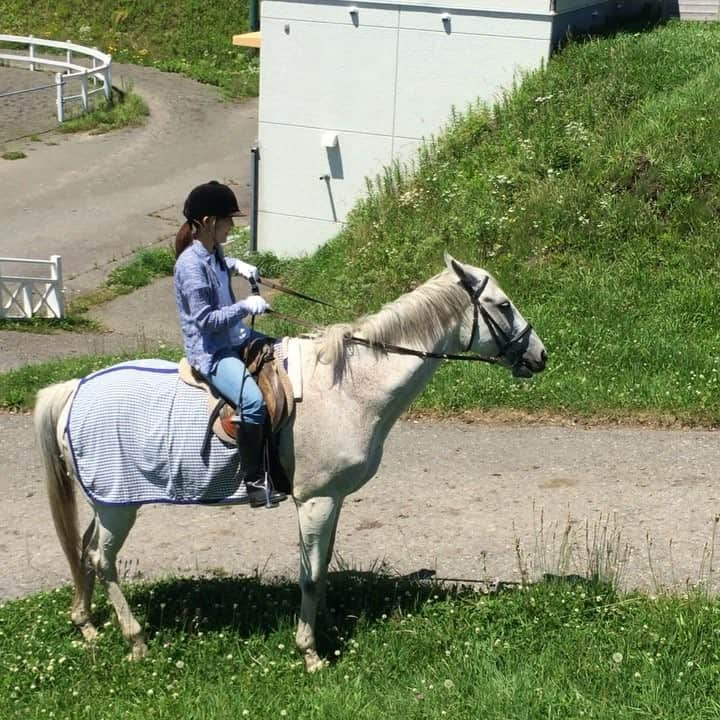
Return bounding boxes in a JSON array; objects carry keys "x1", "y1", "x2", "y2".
[{"x1": 499, "y1": 301, "x2": 511, "y2": 310}]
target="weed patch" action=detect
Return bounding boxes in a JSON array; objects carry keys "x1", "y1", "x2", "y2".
[{"x1": 59, "y1": 89, "x2": 149, "y2": 134}]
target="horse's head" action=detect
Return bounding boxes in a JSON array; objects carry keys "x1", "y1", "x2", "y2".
[{"x1": 445, "y1": 252, "x2": 547, "y2": 378}]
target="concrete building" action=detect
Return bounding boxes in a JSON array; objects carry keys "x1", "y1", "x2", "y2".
[{"x1": 235, "y1": 0, "x2": 662, "y2": 256}]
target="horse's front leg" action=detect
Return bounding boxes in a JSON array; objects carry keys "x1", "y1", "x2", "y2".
[{"x1": 295, "y1": 495, "x2": 342, "y2": 672}]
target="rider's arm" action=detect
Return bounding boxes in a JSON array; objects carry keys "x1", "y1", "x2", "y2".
[{"x1": 175, "y1": 260, "x2": 251, "y2": 334}]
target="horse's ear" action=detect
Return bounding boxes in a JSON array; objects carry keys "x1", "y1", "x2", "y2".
[{"x1": 444, "y1": 251, "x2": 470, "y2": 283}]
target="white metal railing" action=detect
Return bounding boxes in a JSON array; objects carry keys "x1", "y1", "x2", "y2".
[
  {"x1": 0, "y1": 256, "x2": 64, "y2": 319},
  {"x1": 0, "y1": 34, "x2": 112, "y2": 122}
]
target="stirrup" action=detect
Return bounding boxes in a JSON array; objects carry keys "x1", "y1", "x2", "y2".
[{"x1": 245, "y1": 475, "x2": 288, "y2": 509}]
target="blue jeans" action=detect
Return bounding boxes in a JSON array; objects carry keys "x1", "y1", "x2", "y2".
[{"x1": 208, "y1": 347, "x2": 266, "y2": 425}]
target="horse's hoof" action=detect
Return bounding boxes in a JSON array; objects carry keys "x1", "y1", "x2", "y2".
[
  {"x1": 79, "y1": 623, "x2": 98, "y2": 642},
  {"x1": 304, "y1": 651, "x2": 328, "y2": 673},
  {"x1": 128, "y1": 643, "x2": 149, "y2": 661}
]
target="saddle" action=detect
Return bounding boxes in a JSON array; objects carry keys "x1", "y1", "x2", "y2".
[
  {"x1": 178, "y1": 337, "x2": 296, "y2": 444},
  {"x1": 178, "y1": 338, "x2": 298, "y2": 495}
]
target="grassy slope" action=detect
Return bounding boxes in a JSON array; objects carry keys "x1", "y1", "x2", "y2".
[
  {"x1": 272, "y1": 20, "x2": 720, "y2": 425},
  {"x1": 1, "y1": 0, "x2": 257, "y2": 97}
]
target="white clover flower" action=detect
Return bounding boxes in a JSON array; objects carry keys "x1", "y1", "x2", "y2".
[{"x1": 612, "y1": 652, "x2": 623, "y2": 664}]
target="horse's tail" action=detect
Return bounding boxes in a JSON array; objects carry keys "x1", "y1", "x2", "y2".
[{"x1": 34, "y1": 380, "x2": 83, "y2": 589}]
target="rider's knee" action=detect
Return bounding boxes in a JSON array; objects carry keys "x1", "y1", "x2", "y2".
[{"x1": 241, "y1": 384, "x2": 266, "y2": 425}]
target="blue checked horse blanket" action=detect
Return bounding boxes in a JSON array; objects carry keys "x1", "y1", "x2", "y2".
[{"x1": 65, "y1": 360, "x2": 248, "y2": 506}]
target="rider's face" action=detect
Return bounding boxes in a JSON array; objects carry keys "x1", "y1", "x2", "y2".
[
  {"x1": 213, "y1": 216, "x2": 235, "y2": 244},
  {"x1": 198, "y1": 215, "x2": 234, "y2": 249}
]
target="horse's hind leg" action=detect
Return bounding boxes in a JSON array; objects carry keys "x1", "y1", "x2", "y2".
[
  {"x1": 71, "y1": 516, "x2": 98, "y2": 641},
  {"x1": 89, "y1": 505, "x2": 147, "y2": 660}
]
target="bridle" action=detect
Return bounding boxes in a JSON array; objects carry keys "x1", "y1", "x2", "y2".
[
  {"x1": 459, "y1": 274, "x2": 534, "y2": 365},
  {"x1": 261, "y1": 275, "x2": 533, "y2": 367}
]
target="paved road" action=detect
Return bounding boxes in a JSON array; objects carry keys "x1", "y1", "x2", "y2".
[
  {"x1": 1, "y1": 63, "x2": 257, "y2": 297},
  {"x1": 0, "y1": 66, "x2": 57, "y2": 141},
  {"x1": 2, "y1": 411, "x2": 719, "y2": 601}
]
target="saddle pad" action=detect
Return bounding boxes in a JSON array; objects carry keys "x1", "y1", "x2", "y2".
[
  {"x1": 274, "y1": 337, "x2": 302, "y2": 400},
  {"x1": 65, "y1": 360, "x2": 249, "y2": 506}
]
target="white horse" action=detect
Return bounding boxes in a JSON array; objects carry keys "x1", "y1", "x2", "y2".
[{"x1": 34, "y1": 253, "x2": 546, "y2": 671}]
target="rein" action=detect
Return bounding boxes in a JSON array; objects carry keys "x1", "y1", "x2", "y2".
[{"x1": 261, "y1": 275, "x2": 531, "y2": 366}]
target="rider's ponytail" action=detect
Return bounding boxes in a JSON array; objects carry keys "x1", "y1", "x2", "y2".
[{"x1": 174, "y1": 221, "x2": 194, "y2": 259}]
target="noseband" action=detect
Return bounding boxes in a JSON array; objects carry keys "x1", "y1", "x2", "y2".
[{"x1": 461, "y1": 275, "x2": 533, "y2": 364}]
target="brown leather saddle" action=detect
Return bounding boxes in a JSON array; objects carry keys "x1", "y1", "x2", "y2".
[{"x1": 178, "y1": 337, "x2": 295, "y2": 492}]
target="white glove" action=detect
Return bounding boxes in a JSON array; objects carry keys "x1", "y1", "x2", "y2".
[
  {"x1": 233, "y1": 260, "x2": 260, "y2": 283},
  {"x1": 238, "y1": 295, "x2": 270, "y2": 316}
]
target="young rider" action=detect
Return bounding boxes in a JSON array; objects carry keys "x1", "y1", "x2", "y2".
[{"x1": 173, "y1": 180, "x2": 286, "y2": 508}]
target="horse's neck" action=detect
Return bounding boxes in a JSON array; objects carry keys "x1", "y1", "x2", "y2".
[{"x1": 353, "y1": 334, "x2": 449, "y2": 430}]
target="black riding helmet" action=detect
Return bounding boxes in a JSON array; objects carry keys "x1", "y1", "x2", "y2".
[{"x1": 183, "y1": 181, "x2": 241, "y2": 224}]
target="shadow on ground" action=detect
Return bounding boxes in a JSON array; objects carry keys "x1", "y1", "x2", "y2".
[{"x1": 108, "y1": 569, "x2": 477, "y2": 657}]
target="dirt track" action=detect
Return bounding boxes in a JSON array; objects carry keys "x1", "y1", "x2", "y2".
[{"x1": 1, "y1": 64, "x2": 720, "y2": 604}]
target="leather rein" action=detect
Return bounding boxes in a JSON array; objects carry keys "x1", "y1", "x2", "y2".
[{"x1": 259, "y1": 275, "x2": 532, "y2": 366}]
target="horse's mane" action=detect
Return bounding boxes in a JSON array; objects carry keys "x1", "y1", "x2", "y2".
[{"x1": 315, "y1": 269, "x2": 469, "y2": 378}]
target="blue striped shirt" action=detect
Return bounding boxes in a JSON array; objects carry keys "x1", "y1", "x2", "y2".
[{"x1": 174, "y1": 241, "x2": 251, "y2": 376}]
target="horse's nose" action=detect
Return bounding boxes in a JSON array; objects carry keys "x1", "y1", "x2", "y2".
[{"x1": 537, "y1": 349, "x2": 548, "y2": 371}]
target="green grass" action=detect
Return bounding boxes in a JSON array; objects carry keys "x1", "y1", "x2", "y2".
[
  {"x1": 59, "y1": 90, "x2": 149, "y2": 134},
  {"x1": 2, "y1": 574, "x2": 720, "y2": 719},
  {"x1": 0, "y1": 349, "x2": 181, "y2": 410},
  {"x1": 0, "y1": 316, "x2": 98, "y2": 334},
  {"x1": 2, "y1": 0, "x2": 259, "y2": 97},
  {"x1": 1, "y1": 150, "x2": 27, "y2": 160},
  {"x1": 265, "y1": 20, "x2": 720, "y2": 426}
]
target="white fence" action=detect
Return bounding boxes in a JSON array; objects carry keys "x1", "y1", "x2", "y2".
[
  {"x1": 0, "y1": 256, "x2": 64, "y2": 319},
  {"x1": 0, "y1": 34, "x2": 112, "y2": 122}
]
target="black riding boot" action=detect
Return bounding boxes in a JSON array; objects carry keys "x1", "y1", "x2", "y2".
[{"x1": 234, "y1": 421, "x2": 287, "y2": 508}]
